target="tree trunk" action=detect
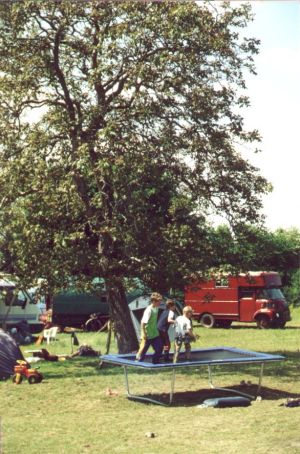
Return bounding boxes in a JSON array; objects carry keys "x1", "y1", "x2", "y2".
[{"x1": 105, "y1": 277, "x2": 139, "y2": 354}]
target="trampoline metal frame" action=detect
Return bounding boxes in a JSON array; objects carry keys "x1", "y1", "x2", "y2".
[
  {"x1": 101, "y1": 347, "x2": 283, "y2": 406},
  {"x1": 123, "y1": 361, "x2": 265, "y2": 406}
]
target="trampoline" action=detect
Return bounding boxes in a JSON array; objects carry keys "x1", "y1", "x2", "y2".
[{"x1": 101, "y1": 347, "x2": 285, "y2": 406}]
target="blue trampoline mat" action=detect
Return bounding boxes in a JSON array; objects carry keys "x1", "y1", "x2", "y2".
[{"x1": 101, "y1": 346, "x2": 284, "y2": 369}]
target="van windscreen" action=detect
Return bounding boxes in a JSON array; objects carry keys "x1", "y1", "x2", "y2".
[{"x1": 256, "y1": 288, "x2": 285, "y2": 300}]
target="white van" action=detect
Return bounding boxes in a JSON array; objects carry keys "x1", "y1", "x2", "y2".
[{"x1": 0, "y1": 277, "x2": 45, "y2": 333}]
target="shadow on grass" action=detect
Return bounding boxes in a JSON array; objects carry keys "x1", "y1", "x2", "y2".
[
  {"x1": 38, "y1": 359, "x2": 300, "y2": 408},
  {"x1": 110, "y1": 351, "x2": 300, "y2": 407},
  {"x1": 136, "y1": 385, "x2": 300, "y2": 407}
]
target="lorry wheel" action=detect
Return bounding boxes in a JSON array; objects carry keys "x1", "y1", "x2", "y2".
[
  {"x1": 273, "y1": 320, "x2": 286, "y2": 329},
  {"x1": 200, "y1": 313, "x2": 215, "y2": 328},
  {"x1": 256, "y1": 316, "x2": 271, "y2": 329}
]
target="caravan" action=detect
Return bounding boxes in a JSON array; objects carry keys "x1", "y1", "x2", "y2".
[{"x1": 0, "y1": 277, "x2": 45, "y2": 333}]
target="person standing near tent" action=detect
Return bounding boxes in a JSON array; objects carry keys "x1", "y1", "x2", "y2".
[
  {"x1": 135, "y1": 292, "x2": 163, "y2": 364},
  {"x1": 157, "y1": 299, "x2": 176, "y2": 362}
]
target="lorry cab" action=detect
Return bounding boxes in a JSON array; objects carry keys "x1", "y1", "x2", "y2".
[
  {"x1": 0, "y1": 277, "x2": 45, "y2": 333},
  {"x1": 185, "y1": 271, "x2": 291, "y2": 329},
  {"x1": 238, "y1": 285, "x2": 290, "y2": 328}
]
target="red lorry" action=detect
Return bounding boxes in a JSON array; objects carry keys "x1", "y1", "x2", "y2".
[{"x1": 185, "y1": 271, "x2": 291, "y2": 329}]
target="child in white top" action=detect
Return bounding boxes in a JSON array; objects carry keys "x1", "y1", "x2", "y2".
[{"x1": 173, "y1": 306, "x2": 198, "y2": 362}]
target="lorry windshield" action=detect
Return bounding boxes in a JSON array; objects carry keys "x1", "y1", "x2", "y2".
[{"x1": 256, "y1": 288, "x2": 285, "y2": 300}]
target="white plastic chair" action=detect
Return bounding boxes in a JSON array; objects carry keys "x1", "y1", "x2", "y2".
[{"x1": 43, "y1": 326, "x2": 58, "y2": 344}]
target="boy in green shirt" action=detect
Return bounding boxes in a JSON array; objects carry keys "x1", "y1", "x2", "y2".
[{"x1": 135, "y1": 292, "x2": 163, "y2": 364}]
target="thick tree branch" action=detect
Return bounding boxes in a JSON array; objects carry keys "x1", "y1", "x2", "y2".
[{"x1": 51, "y1": 28, "x2": 76, "y2": 123}]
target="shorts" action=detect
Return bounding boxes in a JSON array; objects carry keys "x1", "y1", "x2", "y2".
[{"x1": 175, "y1": 334, "x2": 192, "y2": 345}]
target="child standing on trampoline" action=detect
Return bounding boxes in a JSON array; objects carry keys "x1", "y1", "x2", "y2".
[
  {"x1": 135, "y1": 292, "x2": 163, "y2": 364},
  {"x1": 157, "y1": 299, "x2": 176, "y2": 362},
  {"x1": 173, "y1": 305, "x2": 198, "y2": 363}
]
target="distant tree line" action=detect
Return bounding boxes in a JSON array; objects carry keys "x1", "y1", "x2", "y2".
[
  {"x1": 207, "y1": 225, "x2": 300, "y2": 306},
  {"x1": 1, "y1": 221, "x2": 299, "y2": 305}
]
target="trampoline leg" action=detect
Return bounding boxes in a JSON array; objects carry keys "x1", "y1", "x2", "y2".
[
  {"x1": 257, "y1": 363, "x2": 264, "y2": 394},
  {"x1": 123, "y1": 365, "x2": 175, "y2": 406},
  {"x1": 208, "y1": 365, "x2": 213, "y2": 388},
  {"x1": 124, "y1": 366, "x2": 131, "y2": 396},
  {"x1": 170, "y1": 368, "x2": 176, "y2": 405}
]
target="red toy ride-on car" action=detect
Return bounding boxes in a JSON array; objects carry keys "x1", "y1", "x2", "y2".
[{"x1": 13, "y1": 360, "x2": 43, "y2": 384}]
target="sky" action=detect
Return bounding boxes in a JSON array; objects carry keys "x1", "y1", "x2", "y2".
[{"x1": 236, "y1": 0, "x2": 300, "y2": 231}]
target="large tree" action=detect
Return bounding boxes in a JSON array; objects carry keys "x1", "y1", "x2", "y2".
[{"x1": 0, "y1": 1, "x2": 269, "y2": 352}]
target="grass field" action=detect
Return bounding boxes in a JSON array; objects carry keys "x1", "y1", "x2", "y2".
[{"x1": 1, "y1": 307, "x2": 300, "y2": 454}]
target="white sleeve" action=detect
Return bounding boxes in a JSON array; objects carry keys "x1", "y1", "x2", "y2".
[
  {"x1": 168, "y1": 310, "x2": 175, "y2": 322},
  {"x1": 141, "y1": 305, "x2": 152, "y2": 324}
]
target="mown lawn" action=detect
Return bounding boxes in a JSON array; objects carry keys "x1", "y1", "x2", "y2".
[{"x1": 1, "y1": 307, "x2": 300, "y2": 454}]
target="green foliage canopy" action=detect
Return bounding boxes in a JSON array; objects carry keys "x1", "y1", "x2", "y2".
[
  {"x1": 0, "y1": 1, "x2": 270, "y2": 349},
  {"x1": 209, "y1": 225, "x2": 300, "y2": 306}
]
